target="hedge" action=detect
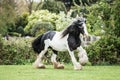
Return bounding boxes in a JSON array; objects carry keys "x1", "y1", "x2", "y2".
[
  {"x1": 0, "y1": 37, "x2": 35, "y2": 65},
  {"x1": 0, "y1": 35, "x2": 120, "y2": 65},
  {"x1": 86, "y1": 36, "x2": 120, "y2": 65}
]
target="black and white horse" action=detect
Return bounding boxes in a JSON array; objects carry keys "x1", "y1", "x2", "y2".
[{"x1": 32, "y1": 17, "x2": 89, "y2": 70}]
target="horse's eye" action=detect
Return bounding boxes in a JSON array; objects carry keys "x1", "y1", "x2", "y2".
[{"x1": 77, "y1": 20, "x2": 81, "y2": 22}]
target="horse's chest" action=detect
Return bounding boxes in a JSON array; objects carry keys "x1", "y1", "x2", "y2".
[{"x1": 67, "y1": 35, "x2": 81, "y2": 51}]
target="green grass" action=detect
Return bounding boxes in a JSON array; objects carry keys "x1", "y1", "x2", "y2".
[{"x1": 0, "y1": 65, "x2": 120, "y2": 80}]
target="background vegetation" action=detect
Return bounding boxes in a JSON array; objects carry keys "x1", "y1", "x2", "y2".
[{"x1": 0, "y1": 0, "x2": 120, "y2": 65}]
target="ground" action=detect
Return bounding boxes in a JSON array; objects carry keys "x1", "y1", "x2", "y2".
[{"x1": 0, "y1": 65, "x2": 120, "y2": 80}]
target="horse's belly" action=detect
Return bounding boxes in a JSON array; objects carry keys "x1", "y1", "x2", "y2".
[
  {"x1": 50, "y1": 41, "x2": 67, "y2": 51},
  {"x1": 49, "y1": 32, "x2": 68, "y2": 51}
]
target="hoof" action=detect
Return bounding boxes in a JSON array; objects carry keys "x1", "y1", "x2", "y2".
[
  {"x1": 74, "y1": 63, "x2": 82, "y2": 70},
  {"x1": 74, "y1": 67, "x2": 82, "y2": 70},
  {"x1": 37, "y1": 65, "x2": 46, "y2": 69},
  {"x1": 53, "y1": 62, "x2": 64, "y2": 69},
  {"x1": 33, "y1": 63, "x2": 46, "y2": 69}
]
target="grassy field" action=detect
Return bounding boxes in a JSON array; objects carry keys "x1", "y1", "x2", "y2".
[{"x1": 0, "y1": 65, "x2": 120, "y2": 80}]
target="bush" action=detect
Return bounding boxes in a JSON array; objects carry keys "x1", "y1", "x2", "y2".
[
  {"x1": 41, "y1": 0, "x2": 67, "y2": 14},
  {"x1": 0, "y1": 35, "x2": 4, "y2": 63},
  {"x1": 9, "y1": 32, "x2": 21, "y2": 37},
  {"x1": 24, "y1": 10, "x2": 72, "y2": 36},
  {"x1": 86, "y1": 36, "x2": 120, "y2": 65},
  {"x1": 24, "y1": 10, "x2": 58, "y2": 35},
  {"x1": 0, "y1": 36, "x2": 77, "y2": 65},
  {"x1": 31, "y1": 22, "x2": 54, "y2": 36},
  {"x1": 0, "y1": 37, "x2": 35, "y2": 65}
]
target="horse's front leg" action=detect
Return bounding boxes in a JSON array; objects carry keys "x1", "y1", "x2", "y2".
[
  {"x1": 51, "y1": 50, "x2": 64, "y2": 69},
  {"x1": 77, "y1": 46, "x2": 88, "y2": 65},
  {"x1": 68, "y1": 50, "x2": 82, "y2": 70}
]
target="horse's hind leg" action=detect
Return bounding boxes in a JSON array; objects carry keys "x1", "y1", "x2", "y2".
[
  {"x1": 33, "y1": 40, "x2": 49, "y2": 69},
  {"x1": 33, "y1": 50, "x2": 47, "y2": 68},
  {"x1": 51, "y1": 50, "x2": 64, "y2": 69}
]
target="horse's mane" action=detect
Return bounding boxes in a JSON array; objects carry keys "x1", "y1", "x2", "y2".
[
  {"x1": 61, "y1": 17, "x2": 85, "y2": 38},
  {"x1": 61, "y1": 23, "x2": 74, "y2": 38}
]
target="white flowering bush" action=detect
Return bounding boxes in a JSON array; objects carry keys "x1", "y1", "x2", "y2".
[{"x1": 24, "y1": 10, "x2": 72, "y2": 36}]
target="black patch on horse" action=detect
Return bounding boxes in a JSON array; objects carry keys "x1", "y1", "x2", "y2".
[
  {"x1": 61, "y1": 18, "x2": 85, "y2": 51},
  {"x1": 67, "y1": 25, "x2": 81, "y2": 51},
  {"x1": 67, "y1": 34, "x2": 81, "y2": 51},
  {"x1": 32, "y1": 31, "x2": 56, "y2": 54}
]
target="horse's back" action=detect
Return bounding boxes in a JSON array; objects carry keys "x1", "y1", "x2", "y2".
[
  {"x1": 32, "y1": 31, "x2": 56, "y2": 53},
  {"x1": 42, "y1": 31, "x2": 56, "y2": 40}
]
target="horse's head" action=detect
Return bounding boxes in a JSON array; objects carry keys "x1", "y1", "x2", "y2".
[
  {"x1": 73, "y1": 17, "x2": 89, "y2": 37},
  {"x1": 61, "y1": 17, "x2": 89, "y2": 38}
]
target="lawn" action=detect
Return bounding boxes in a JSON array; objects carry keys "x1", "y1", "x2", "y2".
[{"x1": 0, "y1": 65, "x2": 120, "y2": 80}]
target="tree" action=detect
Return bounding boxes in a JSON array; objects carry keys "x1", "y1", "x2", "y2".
[
  {"x1": 99, "y1": 0, "x2": 120, "y2": 37},
  {"x1": 15, "y1": 0, "x2": 28, "y2": 15},
  {"x1": 110, "y1": 0, "x2": 120, "y2": 37},
  {"x1": 25, "y1": 0, "x2": 34, "y2": 14},
  {"x1": 41, "y1": 0, "x2": 67, "y2": 14},
  {"x1": 25, "y1": 0, "x2": 44, "y2": 14},
  {"x1": 0, "y1": 0, "x2": 16, "y2": 35},
  {"x1": 57, "y1": 0, "x2": 99, "y2": 11}
]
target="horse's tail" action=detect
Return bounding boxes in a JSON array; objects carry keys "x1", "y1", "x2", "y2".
[{"x1": 32, "y1": 34, "x2": 44, "y2": 54}]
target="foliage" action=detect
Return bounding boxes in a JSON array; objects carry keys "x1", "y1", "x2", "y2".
[
  {"x1": 0, "y1": 0, "x2": 120, "y2": 66},
  {"x1": 0, "y1": 36, "x2": 74, "y2": 65},
  {"x1": 41, "y1": 0, "x2": 67, "y2": 14},
  {"x1": 0, "y1": 0, "x2": 16, "y2": 35},
  {"x1": 0, "y1": 34, "x2": 3, "y2": 56},
  {"x1": 69, "y1": 0, "x2": 105, "y2": 36},
  {"x1": 8, "y1": 32, "x2": 21, "y2": 37},
  {"x1": 0, "y1": 37, "x2": 35, "y2": 65},
  {"x1": 86, "y1": 36, "x2": 120, "y2": 65},
  {"x1": 7, "y1": 12, "x2": 29, "y2": 36},
  {"x1": 31, "y1": 22, "x2": 54, "y2": 36},
  {"x1": 87, "y1": 0, "x2": 120, "y2": 37},
  {"x1": 24, "y1": 10, "x2": 56, "y2": 35},
  {"x1": 55, "y1": 11, "x2": 72, "y2": 31},
  {"x1": 84, "y1": 3, "x2": 104, "y2": 35},
  {"x1": 14, "y1": 13, "x2": 29, "y2": 36},
  {"x1": 85, "y1": 0, "x2": 120, "y2": 65},
  {"x1": 24, "y1": 10, "x2": 72, "y2": 36},
  {"x1": 110, "y1": 0, "x2": 120, "y2": 37}
]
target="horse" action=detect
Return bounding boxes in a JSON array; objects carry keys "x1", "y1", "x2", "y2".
[{"x1": 32, "y1": 17, "x2": 89, "y2": 70}]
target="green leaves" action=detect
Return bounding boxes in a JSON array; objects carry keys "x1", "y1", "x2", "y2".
[
  {"x1": 24, "y1": 10, "x2": 72, "y2": 36},
  {"x1": 0, "y1": 37, "x2": 35, "y2": 65},
  {"x1": 86, "y1": 36, "x2": 120, "y2": 65}
]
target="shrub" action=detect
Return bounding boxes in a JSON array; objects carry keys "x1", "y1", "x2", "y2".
[
  {"x1": 24, "y1": 10, "x2": 58, "y2": 35},
  {"x1": 24, "y1": 10, "x2": 72, "y2": 36},
  {"x1": 86, "y1": 36, "x2": 120, "y2": 65},
  {"x1": 9, "y1": 32, "x2": 21, "y2": 37},
  {"x1": 41, "y1": 0, "x2": 67, "y2": 14},
  {"x1": 0, "y1": 34, "x2": 4, "y2": 63},
  {"x1": 0, "y1": 37, "x2": 35, "y2": 65},
  {"x1": 31, "y1": 22, "x2": 54, "y2": 36},
  {"x1": 0, "y1": 36, "x2": 79, "y2": 65}
]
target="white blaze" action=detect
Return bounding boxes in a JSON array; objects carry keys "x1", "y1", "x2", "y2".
[{"x1": 83, "y1": 23, "x2": 88, "y2": 36}]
